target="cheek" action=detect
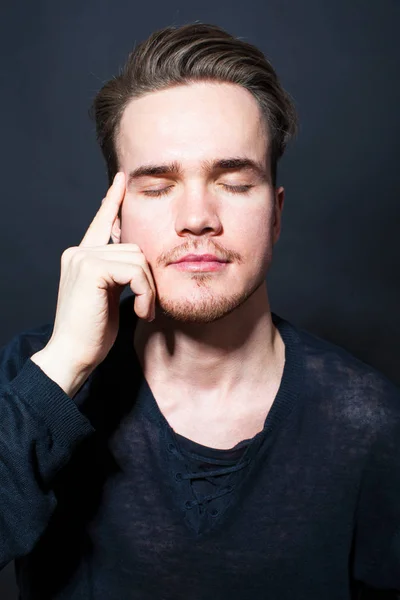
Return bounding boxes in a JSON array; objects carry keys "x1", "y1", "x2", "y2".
[{"x1": 239, "y1": 206, "x2": 275, "y2": 254}]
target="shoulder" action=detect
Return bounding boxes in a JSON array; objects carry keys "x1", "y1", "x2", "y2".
[
  {"x1": 279, "y1": 314, "x2": 400, "y2": 434},
  {"x1": 0, "y1": 322, "x2": 53, "y2": 384}
]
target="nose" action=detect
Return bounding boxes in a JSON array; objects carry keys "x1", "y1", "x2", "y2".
[{"x1": 175, "y1": 185, "x2": 223, "y2": 238}]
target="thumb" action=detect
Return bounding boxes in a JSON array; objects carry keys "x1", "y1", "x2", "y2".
[{"x1": 111, "y1": 216, "x2": 121, "y2": 244}]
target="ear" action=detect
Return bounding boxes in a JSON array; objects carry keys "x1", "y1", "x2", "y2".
[
  {"x1": 111, "y1": 212, "x2": 122, "y2": 244},
  {"x1": 272, "y1": 186, "x2": 285, "y2": 245}
]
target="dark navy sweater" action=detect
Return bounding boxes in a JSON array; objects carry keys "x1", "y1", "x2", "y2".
[{"x1": 0, "y1": 295, "x2": 400, "y2": 599}]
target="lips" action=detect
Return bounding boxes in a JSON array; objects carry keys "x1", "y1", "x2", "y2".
[{"x1": 172, "y1": 254, "x2": 227, "y2": 264}]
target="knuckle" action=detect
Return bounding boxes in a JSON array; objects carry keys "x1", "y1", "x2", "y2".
[
  {"x1": 134, "y1": 253, "x2": 146, "y2": 266},
  {"x1": 131, "y1": 263, "x2": 142, "y2": 275},
  {"x1": 131, "y1": 263, "x2": 147, "y2": 283},
  {"x1": 61, "y1": 246, "x2": 78, "y2": 264},
  {"x1": 65, "y1": 248, "x2": 96, "y2": 273},
  {"x1": 71, "y1": 249, "x2": 86, "y2": 266}
]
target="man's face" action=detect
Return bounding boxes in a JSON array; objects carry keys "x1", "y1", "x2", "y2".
[{"x1": 113, "y1": 81, "x2": 284, "y2": 324}]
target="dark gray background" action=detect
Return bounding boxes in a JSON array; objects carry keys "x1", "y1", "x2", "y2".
[{"x1": 0, "y1": 0, "x2": 399, "y2": 598}]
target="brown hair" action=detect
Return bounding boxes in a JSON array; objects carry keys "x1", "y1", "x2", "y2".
[{"x1": 89, "y1": 22, "x2": 298, "y2": 188}]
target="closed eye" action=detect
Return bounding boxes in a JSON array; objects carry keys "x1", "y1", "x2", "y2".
[
  {"x1": 222, "y1": 184, "x2": 254, "y2": 194},
  {"x1": 142, "y1": 186, "x2": 173, "y2": 197},
  {"x1": 142, "y1": 184, "x2": 254, "y2": 197}
]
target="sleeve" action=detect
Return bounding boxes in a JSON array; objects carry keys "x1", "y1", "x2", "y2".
[
  {"x1": 352, "y1": 380, "x2": 400, "y2": 593},
  {"x1": 0, "y1": 327, "x2": 95, "y2": 570}
]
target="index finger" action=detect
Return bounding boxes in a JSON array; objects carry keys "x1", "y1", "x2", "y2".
[{"x1": 80, "y1": 172, "x2": 126, "y2": 247}]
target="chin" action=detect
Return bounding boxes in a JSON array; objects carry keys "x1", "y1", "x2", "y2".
[{"x1": 156, "y1": 278, "x2": 264, "y2": 324}]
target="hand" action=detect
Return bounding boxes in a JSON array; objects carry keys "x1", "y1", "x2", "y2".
[{"x1": 31, "y1": 172, "x2": 156, "y2": 396}]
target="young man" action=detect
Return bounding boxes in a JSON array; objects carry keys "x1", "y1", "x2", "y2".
[{"x1": 1, "y1": 22, "x2": 399, "y2": 599}]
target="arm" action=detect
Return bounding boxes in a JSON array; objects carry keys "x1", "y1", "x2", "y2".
[
  {"x1": 0, "y1": 327, "x2": 94, "y2": 570},
  {"x1": 352, "y1": 379, "x2": 400, "y2": 593}
]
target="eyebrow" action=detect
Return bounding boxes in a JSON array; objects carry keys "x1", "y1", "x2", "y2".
[{"x1": 127, "y1": 157, "x2": 269, "y2": 184}]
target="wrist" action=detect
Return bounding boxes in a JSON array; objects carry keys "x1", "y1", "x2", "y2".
[{"x1": 30, "y1": 345, "x2": 93, "y2": 399}]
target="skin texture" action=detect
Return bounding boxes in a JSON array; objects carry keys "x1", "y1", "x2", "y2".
[{"x1": 110, "y1": 81, "x2": 286, "y2": 448}]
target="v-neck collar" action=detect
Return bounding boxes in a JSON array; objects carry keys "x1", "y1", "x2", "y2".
[{"x1": 114, "y1": 295, "x2": 305, "y2": 455}]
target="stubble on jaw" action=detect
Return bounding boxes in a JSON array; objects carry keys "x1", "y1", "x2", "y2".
[{"x1": 156, "y1": 273, "x2": 266, "y2": 325}]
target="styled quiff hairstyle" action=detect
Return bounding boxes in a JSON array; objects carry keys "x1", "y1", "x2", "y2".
[{"x1": 90, "y1": 22, "x2": 298, "y2": 188}]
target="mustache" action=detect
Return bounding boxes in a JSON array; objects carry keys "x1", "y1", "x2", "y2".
[{"x1": 159, "y1": 242, "x2": 242, "y2": 266}]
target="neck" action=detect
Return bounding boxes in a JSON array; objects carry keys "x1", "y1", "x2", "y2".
[{"x1": 133, "y1": 282, "x2": 285, "y2": 406}]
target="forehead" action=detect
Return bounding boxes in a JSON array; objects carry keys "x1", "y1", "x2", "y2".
[{"x1": 117, "y1": 82, "x2": 268, "y2": 167}]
